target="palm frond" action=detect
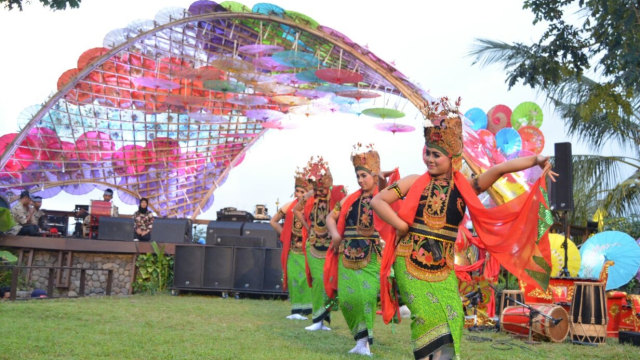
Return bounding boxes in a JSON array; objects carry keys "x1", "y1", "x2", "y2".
[
  {"x1": 600, "y1": 169, "x2": 640, "y2": 217},
  {"x1": 468, "y1": 39, "x2": 530, "y2": 69}
]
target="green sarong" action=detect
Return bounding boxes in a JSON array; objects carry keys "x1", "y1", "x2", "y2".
[
  {"x1": 338, "y1": 251, "x2": 380, "y2": 343},
  {"x1": 394, "y1": 257, "x2": 463, "y2": 358},
  {"x1": 287, "y1": 252, "x2": 312, "y2": 315},
  {"x1": 306, "y1": 252, "x2": 331, "y2": 323}
]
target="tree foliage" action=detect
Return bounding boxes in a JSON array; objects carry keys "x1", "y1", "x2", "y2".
[
  {"x1": 1, "y1": 0, "x2": 80, "y2": 11},
  {"x1": 470, "y1": 0, "x2": 640, "y2": 225}
]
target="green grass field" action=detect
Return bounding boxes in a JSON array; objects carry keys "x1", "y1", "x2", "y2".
[{"x1": 0, "y1": 294, "x2": 636, "y2": 359}]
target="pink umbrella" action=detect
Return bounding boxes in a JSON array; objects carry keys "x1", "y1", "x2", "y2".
[
  {"x1": 112, "y1": 144, "x2": 147, "y2": 175},
  {"x1": 76, "y1": 131, "x2": 115, "y2": 162},
  {"x1": 145, "y1": 137, "x2": 181, "y2": 167},
  {"x1": 316, "y1": 68, "x2": 363, "y2": 84},
  {"x1": 375, "y1": 123, "x2": 415, "y2": 134},
  {"x1": 132, "y1": 76, "x2": 180, "y2": 90},
  {"x1": 238, "y1": 44, "x2": 284, "y2": 55},
  {"x1": 244, "y1": 109, "x2": 285, "y2": 122}
]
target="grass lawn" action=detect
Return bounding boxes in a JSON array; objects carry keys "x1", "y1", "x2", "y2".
[{"x1": 0, "y1": 294, "x2": 637, "y2": 359}]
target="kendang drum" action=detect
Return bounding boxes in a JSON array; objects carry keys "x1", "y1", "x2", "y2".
[
  {"x1": 499, "y1": 290, "x2": 524, "y2": 315},
  {"x1": 500, "y1": 304, "x2": 570, "y2": 343},
  {"x1": 570, "y1": 282, "x2": 608, "y2": 344}
]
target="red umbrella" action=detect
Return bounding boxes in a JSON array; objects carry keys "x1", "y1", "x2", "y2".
[
  {"x1": 315, "y1": 68, "x2": 363, "y2": 84},
  {"x1": 76, "y1": 131, "x2": 115, "y2": 162}
]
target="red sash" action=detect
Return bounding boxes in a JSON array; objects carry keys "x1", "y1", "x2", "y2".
[{"x1": 279, "y1": 199, "x2": 298, "y2": 291}]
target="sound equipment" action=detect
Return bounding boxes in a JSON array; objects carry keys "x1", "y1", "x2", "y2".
[
  {"x1": 90, "y1": 200, "x2": 114, "y2": 216},
  {"x1": 500, "y1": 304, "x2": 570, "y2": 343},
  {"x1": 151, "y1": 218, "x2": 192, "y2": 243},
  {"x1": 206, "y1": 221, "x2": 243, "y2": 244},
  {"x1": 254, "y1": 204, "x2": 270, "y2": 221},
  {"x1": 173, "y1": 246, "x2": 204, "y2": 288},
  {"x1": 97, "y1": 217, "x2": 135, "y2": 241},
  {"x1": 44, "y1": 215, "x2": 69, "y2": 235},
  {"x1": 499, "y1": 290, "x2": 524, "y2": 315},
  {"x1": 263, "y1": 248, "x2": 284, "y2": 293},
  {"x1": 210, "y1": 235, "x2": 264, "y2": 247},
  {"x1": 216, "y1": 207, "x2": 254, "y2": 222},
  {"x1": 243, "y1": 222, "x2": 280, "y2": 248},
  {"x1": 587, "y1": 221, "x2": 598, "y2": 234},
  {"x1": 203, "y1": 246, "x2": 234, "y2": 289},
  {"x1": 570, "y1": 281, "x2": 608, "y2": 344},
  {"x1": 619, "y1": 331, "x2": 640, "y2": 347},
  {"x1": 550, "y1": 142, "x2": 574, "y2": 211},
  {"x1": 233, "y1": 247, "x2": 265, "y2": 292}
]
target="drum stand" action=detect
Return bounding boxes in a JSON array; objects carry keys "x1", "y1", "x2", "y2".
[{"x1": 503, "y1": 294, "x2": 563, "y2": 344}]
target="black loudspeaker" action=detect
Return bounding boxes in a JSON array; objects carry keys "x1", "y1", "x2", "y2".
[
  {"x1": 210, "y1": 235, "x2": 264, "y2": 247},
  {"x1": 97, "y1": 217, "x2": 135, "y2": 241},
  {"x1": 619, "y1": 331, "x2": 640, "y2": 347},
  {"x1": 263, "y1": 248, "x2": 284, "y2": 293},
  {"x1": 586, "y1": 221, "x2": 598, "y2": 233},
  {"x1": 551, "y1": 142, "x2": 574, "y2": 211},
  {"x1": 243, "y1": 222, "x2": 280, "y2": 248},
  {"x1": 203, "y1": 246, "x2": 234, "y2": 289},
  {"x1": 233, "y1": 247, "x2": 265, "y2": 291},
  {"x1": 151, "y1": 218, "x2": 192, "y2": 243},
  {"x1": 206, "y1": 221, "x2": 243, "y2": 244},
  {"x1": 173, "y1": 246, "x2": 204, "y2": 288}
]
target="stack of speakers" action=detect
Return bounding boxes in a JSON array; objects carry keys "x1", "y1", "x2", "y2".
[
  {"x1": 173, "y1": 221, "x2": 284, "y2": 295},
  {"x1": 97, "y1": 217, "x2": 192, "y2": 243}
]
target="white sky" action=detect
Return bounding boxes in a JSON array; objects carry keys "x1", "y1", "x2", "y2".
[{"x1": 0, "y1": 0, "x2": 629, "y2": 219}]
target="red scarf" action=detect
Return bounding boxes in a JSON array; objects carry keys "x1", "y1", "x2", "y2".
[
  {"x1": 279, "y1": 199, "x2": 298, "y2": 291},
  {"x1": 324, "y1": 169, "x2": 401, "y2": 299},
  {"x1": 301, "y1": 185, "x2": 346, "y2": 287},
  {"x1": 379, "y1": 171, "x2": 552, "y2": 324}
]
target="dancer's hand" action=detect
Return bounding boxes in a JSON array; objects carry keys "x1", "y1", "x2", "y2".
[
  {"x1": 537, "y1": 155, "x2": 558, "y2": 182},
  {"x1": 329, "y1": 234, "x2": 342, "y2": 252},
  {"x1": 395, "y1": 221, "x2": 409, "y2": 243}
]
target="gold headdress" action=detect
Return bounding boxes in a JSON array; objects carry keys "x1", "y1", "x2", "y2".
[
  {"x1": 423, "y1": 96, "x2": 464, "y2": 171},
  {"x1": 351, "y1": 143, "x2": 380, "y2": 175},
  {"x1": 303, "y1": 156, "x2": 333, "y2": 189},
  {"x1": 294, "y1": 167, "x2": 311, "y2": 190}
]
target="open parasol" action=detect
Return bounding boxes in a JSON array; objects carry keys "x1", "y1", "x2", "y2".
[
  {"x1": 464, "y1": 108, "x2": 487, "y2": 131},
  {"x1": 132, "y1": 77, "x2": 180, "y2": 90},
  {"x1": 579, "y1": 231, "x2": 640, "y2": 290},
  {"x1": 362, "y1": 107, "x2": 405, "y2": 120},
  {"x1": 486, "y1": 105, "x2": 512, "y2": 134},
  {"x1": 549, "y1": 234, "x2": 581, "y2": 277},
  {"x1": 203, "y1": 80, "x2": 246, "y2": 93},
  {"x1": 336, "y1": 90, "x2": 380, "y2": 101},
  {"x1": 244, "y1": 109, "x2": 285, "y2": 122},
  {"x1": 518, "y1": 126, "x2": 545, "y2": 154},
  {"x1": 495, "y1": 128, "x2": 522, "y2": 156},
  {"x1": 374, "y1": 123, "x2": 415, "y2": 134},
  {"x1": 271, "y1": 50, "x2": 319, "y2": 68},
  {"x1": 272, "y1": 95, "x2": 310, "y2": 106},
  {"x1": 237, "y1": 44, "x2": 284, "y2": 55},
  {"x1": 511, "y1": 102, "x2": 543, "y2": 129},
  {"x1": 227, "y1": 94, "x2": 269, "y2": 107},
  {"x1": 315, "y1": 68, "x2": 363, "y2": 84}
]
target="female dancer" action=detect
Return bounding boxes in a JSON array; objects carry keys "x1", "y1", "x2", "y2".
[
  {"x1": 371, "y1": 97, "x2": 556, "y2": 360},
  {"x1": 325, "y1": 144, "x2": 396, "y2": 356},
  {"x1": 293, "y1": 157, "x2": 345, "y2": 331},
  {"x1": 269, "y1": 168, "x2": 313, "y2": 320}
]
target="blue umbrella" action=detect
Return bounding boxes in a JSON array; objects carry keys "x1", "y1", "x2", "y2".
[{"x1": 578, "y1": 231, "x2": 640, "y2": 290}]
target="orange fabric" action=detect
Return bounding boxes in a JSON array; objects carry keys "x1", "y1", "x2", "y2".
[
  {"x1": 380, "y1": 171, "x2": 552, "y2": 324},
  {"x1": 279, "y1": 199, "x2": 298, "y2": 291}
]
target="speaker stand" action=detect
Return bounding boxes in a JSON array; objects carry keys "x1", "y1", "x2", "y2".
[{"x1": 558, "y1": 210, "x2": 571, "y2": 278}]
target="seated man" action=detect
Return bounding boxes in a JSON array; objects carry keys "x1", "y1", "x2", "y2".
[
  {"x1": 8, "y1": 191, "x2": 40, "y2": 236},
  {"x1": 30, "y1": 196, "x2": 46, "y2": 231}
]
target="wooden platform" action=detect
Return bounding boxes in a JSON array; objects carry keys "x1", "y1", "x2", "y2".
[{"x1": 0, "y1": 235, "x2": 176, "y2": 255}]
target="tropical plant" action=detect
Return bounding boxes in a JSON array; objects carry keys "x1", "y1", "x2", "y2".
[
  {"x1": 470, "y1": 0, "x2": 640, "y2": 226},
  {"x1": 1, "y1": 0, "x2": 80, "y2": 11},
  {"x1": 133, "y1": 242, "x2": 174, "y2": 294}
]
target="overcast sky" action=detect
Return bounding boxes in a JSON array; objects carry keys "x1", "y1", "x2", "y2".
[{"x1": 0, "y1": 0, "x2": 627, "y2": 219}]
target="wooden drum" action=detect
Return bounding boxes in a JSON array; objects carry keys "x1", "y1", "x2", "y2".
[
  {"x1": 570, "y1": 281, "x2": 608, "y2": 344},
  {"x1": 500, "y1": 304, "x2": 570, "y2": 343}
]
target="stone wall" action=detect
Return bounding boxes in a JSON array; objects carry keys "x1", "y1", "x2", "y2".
[{"x1": 27, "y1": 251, "x2": 135, "y2": 297}]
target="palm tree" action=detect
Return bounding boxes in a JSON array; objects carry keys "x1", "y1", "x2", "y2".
[{"x1": 470, "y1": 40, "x2": 640, "y2": 233}]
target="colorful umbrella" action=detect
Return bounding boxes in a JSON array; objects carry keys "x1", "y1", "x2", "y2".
[
  {"x1": 315, "y1": 68, "x2": 363, "y2": 84},
  {"x1": 374, "y1": 123, "x2": 415, "y2": 134},
  {"x1": 579, "y1": 231, "x2": 640, "y2": 290},
  {"x1": 237, "y1": 44, "x2": 284, "y2": 55},
  {"x1": 495, "y1": 128, "x2": 522, "y2": 156},
  {"x1": 511, "y1": 102, "x2": 543, "y2": 129},
  {"x1": 464, "y1": 107, "x2": 487, "y2": 131},
  {"x1": 271, "y1": 51, "x2": 319, "y2": 68},
  {"x1": 486, "y1": 104, "x2": 512, "y2": 134},
  {"x1": 549, "y1": 233, "x2": 581, "y2": 277},
  {"x1": 362, "y1": 107, "x2": 405, "y2": 120},
  {"x1": 518, "y1": 126, "x2": 545, "y2": 154}
]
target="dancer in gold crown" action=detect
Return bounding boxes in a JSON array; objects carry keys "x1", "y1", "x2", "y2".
[
  {"x1": 325, "y1": 144, "x2": 398, "y2": 356},
  {"x1": 371, "y1": 97, "x2": 557, "y2": 360},
  {"x1": 270, "y1": 168, "x2": 313, "y2": 320},
  {"x1": 294, "y1": 156, "x2": 345, "y2": 331}
]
